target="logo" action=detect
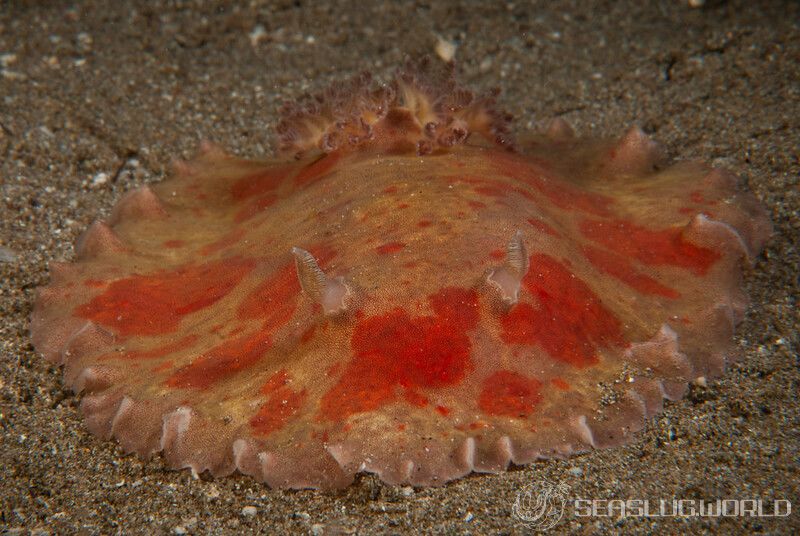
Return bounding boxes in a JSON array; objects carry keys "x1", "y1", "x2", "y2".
[{"x1": 512, "y1": 480, "x2": 570, "y2": 530}]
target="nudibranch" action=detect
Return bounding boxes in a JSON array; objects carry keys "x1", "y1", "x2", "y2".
[{"x1": 30, "y1": 59, "x2": 771, "y2": 489}]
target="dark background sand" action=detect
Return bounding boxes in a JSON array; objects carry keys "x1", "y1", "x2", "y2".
[{"x1": 1, "y1": 1, "x2": 797, "y2": 534}]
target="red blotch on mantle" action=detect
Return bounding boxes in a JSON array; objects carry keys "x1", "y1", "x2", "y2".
[
  {"x1": 479, "y1": 370, "x2": 543, "y2": 418},
  {"x1": 583, "y1": 245, "x2": 680, "y2": 299},
  {"x1": 166, "y1": 329, "x2": 273, "y2": 390},
  {"x1": 250, "y1": 369, "x2": 307, "y2": 437},
  {"x1": 75, "y1": 257, "x2": 256, "y2": 337},
  {"x1": 500, "y1": 253, "x2": 624, "y2": 367},
  {"x1": 376, "y1": 241, "x2": 405, "y2": 255},
  {"x1": 319, "y1": 287, "x2": 480, "y2": 421},
  {"x1": 580, "y1": 218, "x2": 720, "y2": 275}
]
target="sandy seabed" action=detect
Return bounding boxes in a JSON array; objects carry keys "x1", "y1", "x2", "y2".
[{"x1": 1, "y1": 1, "x2": 798, "y2": 534}]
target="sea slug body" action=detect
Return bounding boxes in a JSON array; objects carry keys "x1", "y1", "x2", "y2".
[{"x1": 30, "y1": 59, "x2": 771, "y2": 489}]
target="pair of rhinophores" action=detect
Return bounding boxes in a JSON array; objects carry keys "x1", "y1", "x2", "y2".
[{"x1": 31, "y1": 59, "x2": 771, "y2": 489}]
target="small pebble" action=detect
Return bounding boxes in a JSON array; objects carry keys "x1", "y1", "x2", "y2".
[
  {"x1": 435, "y1": 35, "x2": 457, "y2": 62},
  {"x1": 0, "y1": 246, "x2": 17, "y2": 263},
  {"x1": 249, "y1": 25, "x2": 267, "y2": 47},
  {"x1": 693, "y1": 376, "x2": 708, "y2": 387},
  {"x1": 205, "y1": 485, "x2": 220, "y2": 499},
  {"x1": 77, "y1": 32, "x2": 92, "y2": 50},
  {"x1": 241, "y1": 505, "x2": 258, "y2": 517},
  {"x1": 311, "y1": 524, "x2": 325, "y2": 536},
  {"x1": 91, "y1": 172, "x2": 109, "y2": 186},
  {"x1": 568, "y1": 466, "x2": 584, "y2": 476},
  {"x1": 2, "y1": 69, "x2": 25, "y2": 80},
  {"x1": 0, "y1": 53, "x2": 17, "y2": 67}
]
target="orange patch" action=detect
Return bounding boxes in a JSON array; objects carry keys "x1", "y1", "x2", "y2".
[
  {"x1": 479, "y1": 370, "x2": 542, "y2": 418},
  {"x1": 319, "y1": 287, "x2": 480, "y2": 421},
  {"x1": 376, "y1": 241, "x2": 405, "y2": 255},
  {"x1": 583, "y1": 245, "x2": 680, "y2": 299},
  {"x1": 501, "y1": 254, "x2": 624, "y2": 367},
  {"x1": 76, "y1": 257, "x2": 255, "y2": 336},
  {"x1": 551, "y1": 378, "x2": 570, "y2": 391},
  {"x1": 580, "y1": 218, "x2": 720, "y2": 275},
  {"x1": 294, "y1": 152, "x2": 341, "y2": 187},
  {"x1": 166, "y1": 329, "x2": 273, "y2": 390},
  {"x1": 250, "y1": 370, "x2": 307, "y2": 437}
]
